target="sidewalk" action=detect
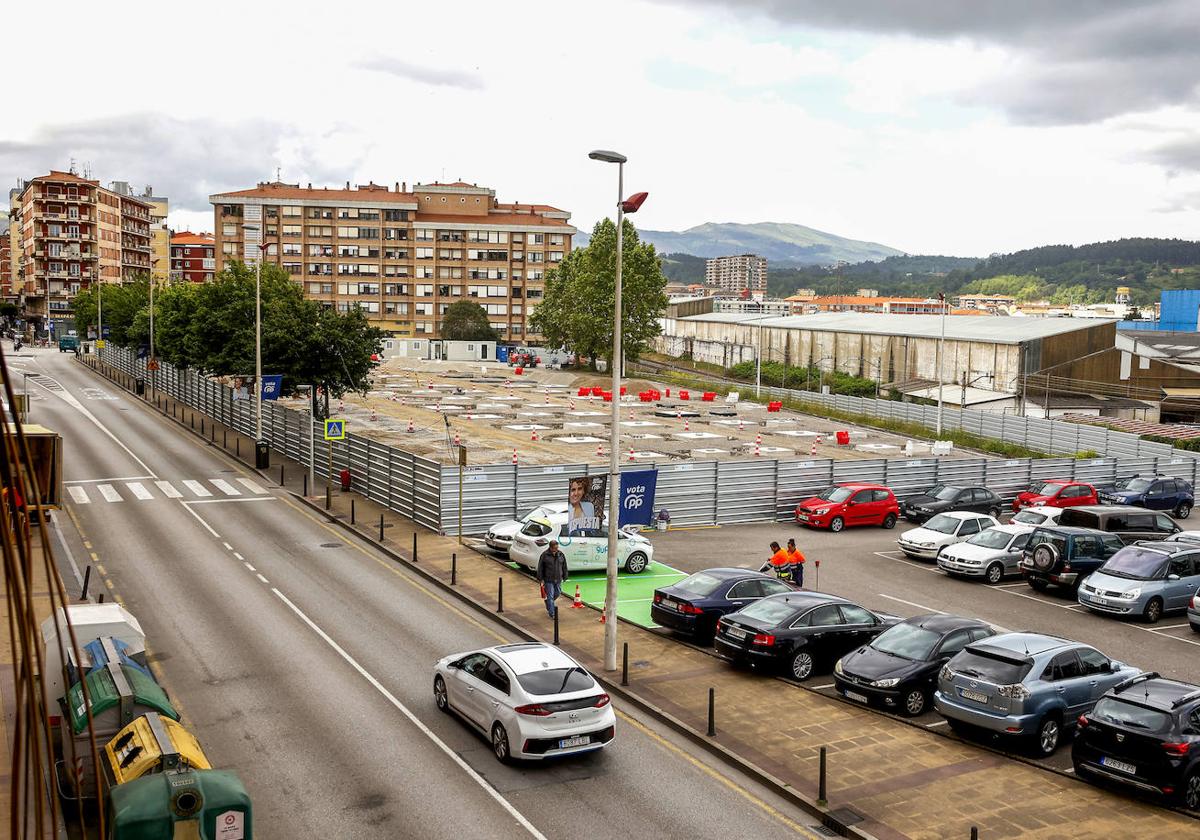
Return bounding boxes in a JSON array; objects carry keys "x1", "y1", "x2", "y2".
[{"x1": 82, "y1": 358, "x2": 1200, "y2": 840}]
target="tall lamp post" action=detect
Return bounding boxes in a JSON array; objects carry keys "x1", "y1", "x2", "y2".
[
  {"x1": 935, "y1": 292, "x2": 947, "y2": 436},
  {"x1": 242, "y1": 224, "x2": 270, "y2": 468},
  {"x1": 588, "y1": 148, "x2": 647, "y2": 672}
]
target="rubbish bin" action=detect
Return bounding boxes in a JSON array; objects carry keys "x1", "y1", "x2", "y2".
[
  {"x1": 255, "y1": 440, "x2": 270, "y2": 469},
  {"x1": 135, "y1": 378, "x2": 145, "y2": 396},
  {"x1": 340, "y1": 469, "x2": 351, "y2": 491},
  {"x1": 104, "y1": 768, "x2": 252, "y2": 840}
]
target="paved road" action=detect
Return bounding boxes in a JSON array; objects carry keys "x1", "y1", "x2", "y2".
[{"x1": 16, "y1": 348, "x2": 819, "y2": 840}]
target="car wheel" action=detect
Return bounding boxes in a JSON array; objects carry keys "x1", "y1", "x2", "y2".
[
  {"x1": 1143, "y1": 597, "x2": 1164, "y2": 624},
  {"x1": 624, "y1": 552, "x2": 649, "y2": 574},
  {"x1": 901, "y1": 687, "x2": 927, "y2": 717},
  {"x1": 1184, "y1": 769, "x2": 1200, "y2": 810},
  {"x1": 1034, "y1": 715, "x2": 1061, "y2": 757},
  {"x1": 491, "y1": 722, "x2": 513, "y2": 764},
  {"x1": 1029, "y1": 577, "x2": 1048, "y2": 592},
  {"x1": 1177, "y1": 503, "x2": 1192, "y2": 520},
  {"x1": 989, "y1": 507, "x2": 1001, "y2": 519},
  {"x1": 882, "y1": 513, "x2": 897, "y2": 529},
  {"x1": 985, "y1": 562, "x2": 1004, "y2": 585},
  {"x1": 789, "y1": 650, "x2": 815, "y2": 681},
  {"x1": 1191, "y1": 622, "x2": 1200, "y2": 634},
  {"x1": 829, "y1": 516, "x2": 844, "y2": 533},
  {"x1": 433, "y1": 676, "x2": 449, "y2": 713}
]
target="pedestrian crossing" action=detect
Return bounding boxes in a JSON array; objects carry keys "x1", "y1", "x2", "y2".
[{"x1": 66, "y1": 477, "x2": 270, "y2": 504}]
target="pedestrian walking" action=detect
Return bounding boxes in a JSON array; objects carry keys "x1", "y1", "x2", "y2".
[
  {"x1": 786, "y1": 538, "x2": 807, "y2": 587},
  {"x1": 536, "y1": 540, "x2": 569, "y2": 618}
]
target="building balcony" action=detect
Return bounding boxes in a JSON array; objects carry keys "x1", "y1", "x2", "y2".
[{"x1": 35, "y1": 192, "x2": 93, "y2": 204}]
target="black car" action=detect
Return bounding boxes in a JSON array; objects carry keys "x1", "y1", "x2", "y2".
[
  {"x1": 902, "y1": 485, "x2": 1003, "y2": 523},
  {"x1": 834, "y1": 614, "x2": 995, "y2": 716},
  {"x1": 1073, "y1": 672, "x2": 1200, "y2": 810},
  {"x1": 651, "y1": 568, "x2": 796, "y2": 641},
  {"x1": 714, "y1": 592, "x2": 900, "y2": 681}
]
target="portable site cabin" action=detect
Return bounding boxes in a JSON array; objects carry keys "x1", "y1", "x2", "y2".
[{"x1": 385, "y1": 339, "x2": 496, "y2": 361}]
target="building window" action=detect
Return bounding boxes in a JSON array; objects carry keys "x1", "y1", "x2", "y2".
[
  {"x1": 416, "y1": 247, "x2": 434, "y2": 259},
  {"x1": 222, "y1": 223, "x2": 237, "y2": 237},
  {"x1": 282, "y1": 225, "x2": 302, "y2": 236},
  {"x1": 282, "y1": 206, "x2": 302, "y2": 217},
  {"x1": 416, "y1": 284, "x2": 433, "y2": 296},
  {"x1": 415, "y1": 228, "x2": 435, "y2": 241}
]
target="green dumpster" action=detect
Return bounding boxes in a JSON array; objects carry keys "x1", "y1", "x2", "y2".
[{"x1": 106, "y1": 768, "x2": 252, "y2": 840}]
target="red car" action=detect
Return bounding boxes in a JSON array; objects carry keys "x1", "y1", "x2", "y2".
[
  {"x1": 1011, "y1": 479, "x2": 1097, "y2": 512},
  {"x1": 794, "y1": 483, "x2": 900, "y2": 532}
]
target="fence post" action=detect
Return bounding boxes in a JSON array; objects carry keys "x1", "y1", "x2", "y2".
[
  {"x1": 450, "y1": 552, "x2": 456, "y2": 585},
  {"x1": 818, "y1": 746, "x2": 827, "y2": 804},
  {"x1": 497, "y1": 577, "x2": 504, "y2": 612},
  {"x1": 412, "y1": 532, "x2": 418, "y2": 563}
]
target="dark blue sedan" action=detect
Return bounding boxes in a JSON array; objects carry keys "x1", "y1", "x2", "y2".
[{"x1": 651, "y1": 568, "x2": 797, "y2": 641}]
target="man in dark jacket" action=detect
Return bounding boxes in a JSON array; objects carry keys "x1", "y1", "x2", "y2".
[{"x1": 536, "y1": 540, "x2": 569, "y2": 618}]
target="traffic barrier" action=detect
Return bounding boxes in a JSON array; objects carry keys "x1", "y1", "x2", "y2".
[
  {"x1": 451, "y1": 552, "x2": 457, "y2": 585},
  {"x1": 622, "y1": 642, "x2": 629, "y2": 686},
  {"x1": 818, "y1": 746, "x2": 827, "y2": 805},
  {"x1": 497, "y1": 577, "x2": 504, "y2": 612},
  {"x1": 571, "y1": 584, "x2": 584, "y2": 608}
]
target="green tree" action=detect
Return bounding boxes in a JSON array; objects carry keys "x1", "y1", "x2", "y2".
[
  {"x1": 74, "y1": 276, "x2": 150, "y2": 345},
  {"x1": 439, "y1": 300, "x2": 498, "y2": 341},
  {"x1": 531, "y1": 218, "x2": 668, "y2": 369}
]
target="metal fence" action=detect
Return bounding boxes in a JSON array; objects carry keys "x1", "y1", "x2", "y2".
[{"x1": 96, "y1": 345, "x2": 1200, "y2": 537}]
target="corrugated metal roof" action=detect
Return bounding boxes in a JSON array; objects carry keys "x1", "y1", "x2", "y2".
[{"x1": 674, "y1": 311, "x2": 1115, "y2": 344}]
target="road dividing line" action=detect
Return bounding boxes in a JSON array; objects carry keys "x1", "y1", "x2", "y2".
[
  {"x1": 256, "y1": 574, "x2": 269, "y2": 584},
  {"x1": 271, "y1": 589, "x2": 549, "y2": 840},
  {"x1": 97, "y1": 484, "x2": 122, "y2": 503},
  {"x1": 877, "y1": 594, "x2": 945, "y2": 614},
  {"x1": 244, "y1": 563, "x2": 256, "y2": 572},
  {"x1": 67, "y1": 486, "x2": 90, "y2": 504},
  {"x1": 155, "y1": 481, "x2": 182, "y2": 499},
  {"x1": 182, "y1": 480, "x2": 212, "y2": 498},
  {"x1": 126, "y1": 482, "x2": 153, "y2": 500},
  {"x1": 236, "y1": 478, "x2": 269, "y2": 495},
  {"x1": 179, "y1": 503, "x2": 221, "y2": 538},
  {"x1": 210, "y1": 478, "x2": 241, "y2": 496},
  {"x1": 66, "y1": 476, "x2": 154, "y2": 484}
]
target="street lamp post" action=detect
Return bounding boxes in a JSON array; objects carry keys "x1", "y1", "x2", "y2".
[
  {"x1": 149, "y1": 260, "x2": 156, "y2": 398},
  {"x1": 935, "y1": 292, "x2": 947, "y2": 436},
  {"x1": 755, "y1": 318, "x2": 764, "y2": 398},
  {"x1": 243, "y1": 224, "x2": 269, "y2": 468}
]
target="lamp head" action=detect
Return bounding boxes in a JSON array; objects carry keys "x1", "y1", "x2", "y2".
[
  {"x1": 621, "y1": 192, "x2": 649, "y2": 213},
  {"x1": 588, "y1": 149, "x2": 627, "y2": 164}
]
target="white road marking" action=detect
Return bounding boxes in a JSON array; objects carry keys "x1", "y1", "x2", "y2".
[
  {"x1": 271, "y1": 589, "x2": 549, "y2": 840},
  {"x1": 233, "y1": 553, "x2": 245, "y2": 561},
  {"x1": 97, "y1": 484, "x2": 122, "y2": 503},
  {"x1": 210, "y1": 478, "x2": 241, "y2": 496},
  {"x1": 182, "y1": 480, "x2": 212, "y2": 498},
  {"x1": 184, "y1": 497, "x2": 274, "y2": 504},
  {"x1": 926, "y1": 720, "x2": 949, "y2": 728},
  {"x1": 68, "y1": 486, "x2": 90, "y2": 504},
  {"x1": 65, "y1": 475, "x2": 154, "y2": 484},
  {"x1": 236, "y1": 478, "x2": 269, "y2": 495},
  {"x1": 126, "y1": 482, "x2": 153, "y2": 500},
  {"x1": 244, "y1": 562, "x2": 256, "y2": 571},
  {"x1": 809, "y1": 683, "x2": 835, "y2": 690},
  {"x1": 996, "y1": 587, "x2": 1086, "y2": 612},
  {"x1": 155, "y1": 481, "x2": 182, "y2": 499},
  {"x1": 222, "y1": 542, "x2": 234, "y2": 551},
  {"x1": 1152, "y1": 623, "x2": 1191, "y2": 630},
  {"x1": 877, "y1": 594, "x2": 944, "y2": 614},
  {"x1": 256, "y1": 573, "x2": 269, "y2": 584},
  {"x1": 993, "y1": 582, "x2": 1028, "y2": 589},
  {"x1": 179, "y1": 503, "x2": 221, "y2": 538},
  {"x1": 872, "y1": 551, "x2": 939, "y2": 573},
  {"x1": 1138, "y1": 626, "x2": 1200, "y2": 649}
]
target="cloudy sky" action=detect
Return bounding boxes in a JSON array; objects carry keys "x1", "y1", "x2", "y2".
[{"x1": 4, "y1": 0, "x2": 1200, "y2": 256}]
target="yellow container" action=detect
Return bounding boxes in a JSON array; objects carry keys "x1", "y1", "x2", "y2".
[{"x1": 103, "y1": 712, "x2": 210, "y2": 789}]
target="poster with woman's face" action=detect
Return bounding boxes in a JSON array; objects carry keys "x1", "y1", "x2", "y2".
[{"x1": 566, "y1": 475, "x2": 607, "y2": 536}]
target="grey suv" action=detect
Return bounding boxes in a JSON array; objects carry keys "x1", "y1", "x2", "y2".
[
  {"x1": 1019, "y1": 526, "x2": 1126, "y2": 592},
  {"x1": 934, "y1": 632, "x2": 1138, "y2": 756}
]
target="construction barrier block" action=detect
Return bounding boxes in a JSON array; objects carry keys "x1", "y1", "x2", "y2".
[
  {"x1": 515, "y1": 367, "x2": 524, "y2": 375},
  {"x1": 836, "y1": 430, "x2": 850, "y2": 445},
  {"x1": 702, "y1": 392, "x2": 716, "y2": 402},
  {"x1": 679, "y1": 390, "x2": 690, "y2": 400}
]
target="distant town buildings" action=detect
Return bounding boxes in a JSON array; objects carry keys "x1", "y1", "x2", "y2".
[
  {"x1": 0, "y1": 214, "x2": 11, "y2": 302},
  {"x1": 799, "y1": 295, "x2": 956, "y2": 315},
  {"x1": 956, "y1": 293, "x2": 1016, "y2": 311},
  {"x1": 170, "y1": 231, "x2": 216, "y2": 283},
  {"x1": 705, "y1": 254, "x2": 767, "y2": 295}
]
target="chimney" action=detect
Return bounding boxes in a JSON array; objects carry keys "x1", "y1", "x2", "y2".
[
  {"x1": 308, "y1": 182, "x2": 312, "y2": 189},
  {"x1": 402, "y1": 181, "x2": 407, "y2": 192},
  {"x1": 345, "y1": 181, "x2": 351, "y2": 190},
  {"x1": 394, "y1": 182, "x2": 399, "y2": 192}
]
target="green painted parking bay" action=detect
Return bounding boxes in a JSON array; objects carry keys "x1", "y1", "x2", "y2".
[{"x1": 569, "y1": 562, "x2": 687, "y2": 628}]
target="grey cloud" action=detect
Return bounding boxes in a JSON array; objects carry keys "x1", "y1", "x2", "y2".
[
  {"x1": 356, "y1": 57, "x2": 483, "y2": 90},
  {"x1": 1144, "y1": 137, "x2": 1200, "y2": 176}
]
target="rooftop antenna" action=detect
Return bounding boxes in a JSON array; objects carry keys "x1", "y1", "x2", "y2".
[
  {"x1": 275, "y1": 166, "x2": 281, "y2": 183},
  {"x1": 68, "y1": 158, "x2": 77, "y2": 175}
]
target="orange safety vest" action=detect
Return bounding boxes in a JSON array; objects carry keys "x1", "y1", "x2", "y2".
[
  {"x1": 769, "y1": 549, "x2": 791, "y2": 568},
  {"x1": 787, "y1": 548, "x2": 806, "y2": 565}
]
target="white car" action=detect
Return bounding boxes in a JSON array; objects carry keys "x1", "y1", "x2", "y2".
[
  {"x1": 510, "y1": 512, "x2": 653, "y2": 574},
  {"x1": 936, "y1": 523, "x2": 1034, "y2": 583},
  {"x1": 434, "y1": 642, "x2": 616, "y2": 763},
  {"x1": 485, "y1": 502, "x2": 570, "y2": 553},
  {"x1": 1010, "y1": 505, "x2": 1065, "y2": 527},
  {"x1": 897, "y1": 511, "x2": 1000, "y2": 560}
]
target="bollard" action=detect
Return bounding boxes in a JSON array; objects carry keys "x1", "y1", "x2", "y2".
[
  {"x1": 413, "y1": 533, "x2": 418, "y2": 563},
  {"x1": 98, "y1": 593, "x2": 105, "y2": 604},
  {"x1": 280, "y1": 465, "x2": 285, "y2": 486},
  {"x1": 497, "y1": 577, "x2": 504, "y2": 613},
  {"x1": 379, "y1": 514, "x2": 385, "y2": 542},
  {"x1": 553, "y1": 611, "x2": 559, "y2": 645},
  {"x1": 622, "y1": 642, "x2": 629, "y2": 686},
  {"x1": 970, "y1": 830, "x2": 978, "y2": 840},
  {"x1": 707, "y1": 688, "x2": 716, "y2": 736},
  {"x1": 326, "y1": 486, "x2": 331, "y2": 510},
  {"x1": 81, "y1": 565, "x2": 92, "y2": 601},
  {"x1": 351, "y1": 498, "x2": 355, "y2": 525},
  {"x1": 223, "y1": 429, "x2": 228, "y2": 448},
  {"x1": 451, "y1": 552, "x2": 457, "y2": 585},
  {"x1": 818, "y1": 746, "x2": 827, "y2": 805},
  {"x1": 303, "y1": 473, "x2": 308, "y2": 496},
  {"x1": 236, "y1": 438, "x2": 241, "y2": 457},
  {"x1": 201, "y1": 419, "x2": 205, "y2": 436},
  {"x1": 190, "y1": 413, "x2": 194, "y2": 429}
]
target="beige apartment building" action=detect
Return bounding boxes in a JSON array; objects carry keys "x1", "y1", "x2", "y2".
[
  {"x1": 210, "y1": 180, "x2": 575, "y2": 339},
  {"x1": 10, "y1": 171, "x2": 153, "y2": 336},
  {"x1": 705, "y1": 254, "x2": 767, "y2": 295}
]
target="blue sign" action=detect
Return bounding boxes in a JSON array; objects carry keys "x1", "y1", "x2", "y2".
[
  {"x1": 260, "y1": 375, "x2": 283, "y2": 401},
  {"x1": 101, "y1": 326, "x2": 111, "y2": 338},
  {"x1": 324, "y1": 419, "x2": 346, "y2": 440},
  {"x1": 136, "y1": 344, "x2": 149, "y2": 359},
  {"x1": 618, "y1": 469, "x2": 658, "y2": 527}
]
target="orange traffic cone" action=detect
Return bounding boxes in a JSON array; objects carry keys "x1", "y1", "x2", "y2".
[
  {"x1": 531, "y1": 429, "x2": 540, "y2": 441},
  {"x1": 453, "y1": 431, "x2": 461, "y2": 446},
  {"x1": 407, "y1": 419, "x2": 415, "y2": 433},
  {"x1": 512, "y1": 448, "x2": 518, "y2": 465},
  {"x1": 810, "y1": 439, "x2": 818, "y2": 455},
  {"x1": 595, "y1": 444, "x2": 603, "y2": 458},
  {"x1": 738, "y1": 418, "x2": 745, "y2": 431},
  {"x1": 370, "y1": 407, "x2": 377, "y2": 422},
  {"x1": 599, "y1": 608, "x2": 607, "y2": 624},
  {"x1": 683, "y1": 418, "x2": 690, "y2": 432},
  {"x1": 571, "y1": 584, "x2": 584, "y2": 608},
  {"x1": 628, "y1": 446, "x2": 635, "y2": 461}
]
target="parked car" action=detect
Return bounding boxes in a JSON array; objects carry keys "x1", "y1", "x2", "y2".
[
  {"x1": 485, "y1": 502, "x2": 570, "y2": 554},
  {"x1": 1189, "y1": 590, "x2": 1200, "y2": 633},
  {"x1": 1011, "y1": 505, "x2": 1066, "y2": 527},
  {"x1": 897, "y1": 511, "x2": 1001, "y2": 560},
  {"x1": 1012, "y1": 479, "x2": 1097, "y2": 513},
  {"x1": 1097, "y1": 475, "x2": 1194, "y2": 519},
  {"x1": 1019, "y1": 526, "x2": 1126, "y2": 592},
  {"x1": 901, "y1": 485, "x2": 1003, "y2": 523},
  {"x1": 509, "y1": 512, "x2": 653, "y2": 574},
  {"x1": 794, "y1": 483, "x2": 899, "y2": 532},
  {"x1": 713, "y1": 592, "x2": 899, "y2": 680},
  {"x1": 934, "y1": 632, "x2": 1138, "y2": 756},
  {"x1": 937, "y1": 523, "x2": 1034, "y2": 583},
  {"x1": 433, "y1": 642, "x2": 615, "y2": 763},
  {"x1": 1073, "y1": 672, "x2": 1200, "y2": 809},
  {"x1": 651, "y1": 568, "x2": 796, "y2": 641},
  {"x1": 835, "y1": 614, "x2": 995, "y2": 716},
  {"x1": 1077, "y1": 540, "x2": 1200, "y2": 623},
  {"x1": 1059, "y1": 505, "x2": 1182, "y2": 543}
]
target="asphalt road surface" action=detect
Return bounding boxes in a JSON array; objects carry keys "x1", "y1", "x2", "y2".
[{"x1": 15, "y1": 348, "x2": 820, "y2": 840}]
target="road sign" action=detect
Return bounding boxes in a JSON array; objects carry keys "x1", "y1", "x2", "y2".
[
  {"x1": 324, "y1": 419, "x2": 346, "y2": 440},
  {"x1": 147, "y1": 358, "x2": 160, "y2": 371},
  {"x1": 95, "y1": 339, "x2": 106, "y2": 348}
]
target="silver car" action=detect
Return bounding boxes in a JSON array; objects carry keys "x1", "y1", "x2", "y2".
[
  {"x1": 937, "y1": 524, "x2": 1034, "y2": 584},
  {"x1": 485, "y1": 502, "x2": 569, "y2": 553},
  {"x1": 1077, "y1": 540, "x2": 1200, "y2": 623}
]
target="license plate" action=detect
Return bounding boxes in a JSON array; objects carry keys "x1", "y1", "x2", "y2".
[
  {"x1": 558, "y1": 735, "x2": 590, "y2": 749},
  {"x1": 726, "y1": 627, "x2": 748, "y2": 640},
  {"x1": 665, "y1": 600, "x2": 680, "y2": 611},
  {"x1": 1090, "y1": 595, "x2": 1108, "y2": 605},
  {"x1": 845, "y1": 690, "x2": 869, "y2": 704},
  {"x1": 798, "y1": 514, "x2": 810, "y2": 521},
  {"x1": 960, "y1": 689, "x2": 989, "y2": 704},
  {"x1": 1100, "y1": 756, "x2": 1136, "y2": 775}
]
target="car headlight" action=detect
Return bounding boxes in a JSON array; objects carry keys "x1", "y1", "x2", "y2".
[
  {"x1": 871, "y1": 678, "x2": 901, "y2": 688},
  {"x1": 1116, "y1": 588, "x2": 1141, "y2": 600},
  {"x1": 834, "y1": 660, "x2": 844, "y2": 675},
  {"x1": 939, "y1": 665, "x2": 955, "y2": 682},
  {"x1": 918, "y1": 541, "x2": 935, "y2": 548},
  {"x1": 814, "y1": 507, "x2": 831, "y2": 515}
]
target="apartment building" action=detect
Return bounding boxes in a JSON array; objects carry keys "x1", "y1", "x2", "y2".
[
  {"x1": 0, "y1": 216, "x2": 12, "y2": 302},
  {"x1": 704, "y1": 254, "x2": 767, "y2": 295},
  {"x1": 170, "y1": 231, "x2": 215, "y2": 282},
  {"x1": 9, "y1": 171, "x2": 153, "y2": 335},
  {"x1": 956, "y1": 293, "x2": 1016, "y2": 311},
  {"x1": 799, "y1": 295, "x2": 962, "y2": 315},
  {"x1": 210, "y1": 180, "x2": 575, "y2": 339}
]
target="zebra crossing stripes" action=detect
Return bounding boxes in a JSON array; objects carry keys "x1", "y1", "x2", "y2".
[
  {"x1": 182, "y1": 480, "x2": 212, "y2": 498},
  {"x1": 65, "y1": 478, "x2": 270, "y2": 505},
  {"x1": 237, "y1": 478, "x2": 269, "y2": 495},
  {"x1": 68, "y1": 486, "x2": 90, "y2": 504},
  {"x1": 155, "y1": 481, "x2": 183, "y2": 499},
  {"x1": 126, "y1": 482, "x2": 153, "y2": 500},
  {"x1": 97, "y1": 484, "x2": 123, "y2": 503},
  {"x1": 209, "y1": 479, "x2": 241, "y2": 496}
]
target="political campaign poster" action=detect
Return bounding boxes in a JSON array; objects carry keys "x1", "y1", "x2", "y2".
[
  {"x1": 618, "y1": 469, "x2": 658, "y2": 527},
  {"x1": 566, "y1": 474, "x2": 607, "y2": 537}
]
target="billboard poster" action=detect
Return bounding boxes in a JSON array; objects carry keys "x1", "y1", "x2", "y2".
[
  {"x1": 566, "y1": 474, "x2": 607, "y2": 536},
  {"x1": 618, "y1": 470, "x2": 658, "y2": 527}
]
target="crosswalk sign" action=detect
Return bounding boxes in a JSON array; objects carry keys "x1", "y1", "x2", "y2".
[{"x1": 324, "y1": 419, "x2": 346, "y2": 440}]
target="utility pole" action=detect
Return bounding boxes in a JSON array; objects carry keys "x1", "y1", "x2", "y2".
[{"x1": 935, "y1": 292, "x2": 947, "y2": 435}]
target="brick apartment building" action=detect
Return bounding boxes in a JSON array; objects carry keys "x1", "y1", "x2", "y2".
[
  {"x1": 798, "y1": 295, "x2": 971, "y2": 315},
  {"x1": 170, "y1": 231, "x2": 215, "y2": 282},
  {"x1": 9, "y1": 171, "x2": 153, "y2": 336},
  {"x1": 705, "y1": 254, "x2": 767, "y2": 295},
  {"x1": 0, "y1": 215, "x2": 11, "y2": 303},
  {"x1": 210, "y1": 180, "x2": 575, "y2": 339}
]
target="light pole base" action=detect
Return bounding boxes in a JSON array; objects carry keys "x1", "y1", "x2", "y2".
[{"x1": 255, "y1": 440, "x2": 270, "y2": 469}]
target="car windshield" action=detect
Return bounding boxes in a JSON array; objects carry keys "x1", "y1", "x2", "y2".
[
  {"x1": 1090, "y1": 697, "x2": 1172, "y2": 732},
  {"x1": 521, "y1": 506, "x2": 554, "y2": 523},
  {"x1": 1114, "y1": 477, "x2": 1153, "y2": 492},
  {"x1": 928, "y1": 485, "x2": 960, "y2": 501},
  {"x1": 817, "y1": 486, "x2": 854, "y2": 503},
  {"x1": 674, "y1": 572, "x2": 726, "y2": 597},
  {"x1": 520, "y1": 520, "x2": 552, "y2": 537},
  {"x1": 1028, "y1": 481, "x2": 1057, "y2": 495},
  {"x1": 870, "y1": 622, "x2": 941, "y2": 660},
  {"x1": 949, "y1": 648, "x2": 1032, "y2": 684},
  {"x1": 1099, "y1": 547, "x2": 1170, "y2": 580},
  {"x1": 1013, "y1": 510, "x2": 1050, "y2": 525},
  {"x1": 516, "y1": 666, "x2": 596, "y2": 696},
  {"x1": 737, "y1": 598, "x2": 800, "y2": 626},
  {"x1": 923, "y1": 514, "x2": 960, "y2": 534},
  {"x1": 968, "y1": 529, "x2": 1012, "y2": 549}
]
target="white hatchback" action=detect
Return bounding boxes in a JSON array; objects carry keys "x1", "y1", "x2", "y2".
[
  {"x1": 897, "y1": 511, "x2": 1000, "y2": 560},
  {"x1": 937, "y1": 523, "x2": 1034, "y2": 583},
  {"x1": 1010, "y1": 505, "x2": 1065, "y2": 527},
  {"x1": 485, "y1": 502, "x2": 570, "y2": 553},
  {"x1": 509, "y1": 512, "x2": 654, "y2": 574},
  {"x1": 434, "y1": 642, "x2": 616, "y2": 763}
]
